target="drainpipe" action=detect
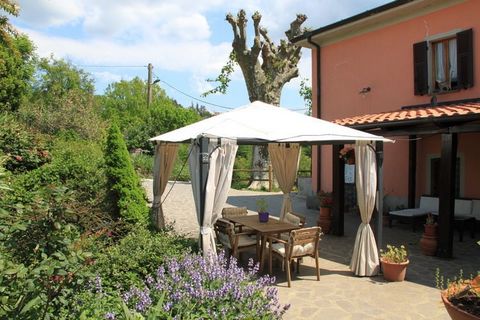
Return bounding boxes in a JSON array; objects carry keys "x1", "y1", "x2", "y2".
[{"x1": 307, "y1": 35, "x2": 322, "y2": 193}]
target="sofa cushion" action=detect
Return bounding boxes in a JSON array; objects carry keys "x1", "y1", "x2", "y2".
[
  {"x1": 454, "y1": 199, "x2": 472, "y2": 217},
  {"x1": 419, "y1": 196, "x2": 439, "y2": 212},
  {"x1": 471, "y1": 200, "x2": 480, "y2": 221}
]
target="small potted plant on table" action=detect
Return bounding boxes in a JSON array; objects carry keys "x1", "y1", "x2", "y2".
[
  {"x1": 380, "y1": 244, "x2": 409, "y2": 282},
  {"x1": 437, "y1": 269, "x2": 480, "y2": 319},
  {"x1": 256, "y1": 198, "x2": 269, "y2": 223},
  {"x1": 317, "y1": 191, "x2": 333, "y2": 234}
]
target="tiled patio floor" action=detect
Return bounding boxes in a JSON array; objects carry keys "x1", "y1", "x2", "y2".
[{"x1": 147, "y1": 181, "x2": 480, "y2": 319}]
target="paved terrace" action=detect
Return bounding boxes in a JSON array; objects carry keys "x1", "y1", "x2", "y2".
[{"x1": 144, "y1": 180, "x2": 480, "y2": 320}]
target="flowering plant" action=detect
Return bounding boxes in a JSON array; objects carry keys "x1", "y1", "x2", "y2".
[
  {"x1": 436, "y1": 269, "x2": 480, "y2": 317},
  {"x1": 380, "y1": 244, "x2": 408, "y2": 263},
  {"x1": 339, "y1": 146, "x2": 355, "y2": 164},
  {"x1": 318, "y1": 191, "x2": 333, "y2": 208},
  {"x1": 103, "y1": 251, "x2": 289, "y2": 319}
]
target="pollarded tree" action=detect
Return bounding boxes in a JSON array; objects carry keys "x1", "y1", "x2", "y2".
[{"x1": 205, "y1": 10, "x2": 307, "y2": 188}]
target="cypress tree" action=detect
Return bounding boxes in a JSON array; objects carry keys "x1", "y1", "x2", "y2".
[{"x1": 104, "y1": 122, "x2": 148, "y2": 223}]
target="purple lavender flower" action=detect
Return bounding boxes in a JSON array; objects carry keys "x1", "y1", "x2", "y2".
[{"x1": 104, "y1": 312, "x2": 116, "y2": 320}]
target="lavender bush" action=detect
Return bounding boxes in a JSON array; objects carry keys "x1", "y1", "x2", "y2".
[{"x1": 112, "y1": 251, "x2": 289, "y2": 319}]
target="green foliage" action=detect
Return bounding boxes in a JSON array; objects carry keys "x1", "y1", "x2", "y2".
[
  {"x1": 91, "y1": 225, "x2": 194, "y2": 291},
  {"x1": 232, "y1": 145, "x2": 252, "y2": 189},
  {"x1": 0, "y1": 114, "x2": 51, "y2": 172},
  {"x1": 131, "y1": 153, "x2": 154, "y2": 178},
  {"x1": 104, "y1": 122, "x2": 148, "y2": 223},
  {"x1": 380, "y1": 244, "x2": 408, "y2": 263},
  {"x1": 299, "y1": 78, "x2": 312, "y2": 116},
  {"x1": 202, "y1": 50, "x2": 236, "y2": 97},
  {"x1": 99, "y1": 77, "x2": 200, "y2": 152},
  {"x1": 0, "y1": 35, "x2": 35, "y2": 112},
  {"x1": 0, "y1": 186, "x2": 94, "y2": 320},
  {"x1": 19, "y1": 57, "x2": 104, "y2": 140},
  {"x1": 298, "y1": 146, "x2": 311, "y2": 177}
]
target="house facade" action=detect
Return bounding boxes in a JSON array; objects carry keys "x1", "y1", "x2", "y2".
[{"x1": 293, "y1": 0, "x2": 480, "y2": 257}]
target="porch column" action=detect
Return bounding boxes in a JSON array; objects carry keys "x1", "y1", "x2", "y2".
[
  {"x1": 332, "y1": 144, "x2": 345, "y2": 236},
  {"x1": 198, "y1": 136, "x2": 210, "y2": 251},
  {"x1": 376, "y1": 141, "x2": 384, "y2": 252},
  {"x1": 408, "y1": 136, "x2": 417, "y2": 208},
  {"x1": 437, "y1": 133, "x2": 457, "y2": 258}
]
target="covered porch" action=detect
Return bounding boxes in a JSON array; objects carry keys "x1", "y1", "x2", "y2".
[{"x1": 329, "y1": 98, "x2": 480, "y2": 258}]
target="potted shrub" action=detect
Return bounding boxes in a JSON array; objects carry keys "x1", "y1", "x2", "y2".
[
  {"x1": 256, "y1": 198, "x2": 269, "y2": 222},
  {"x1": 437, "y1": 269, "x2": 480, "y2": 319},
  {"x1": 317, "y1": 191, "x2": 333, "y2": 234},
  {"x1": 420, "y1": 213, "x2": 438, "y2": 256},
  {"x1": 380, "y1": 244, "x2": 409, "y2": 282}
]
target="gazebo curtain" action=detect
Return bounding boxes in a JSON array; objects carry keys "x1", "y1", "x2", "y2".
[
  {"x1": 268, "y1": 143, "x2": 301, "y2": 221},
  {"x1": 189, "y1": 138, "x2": 238, "y2": 256},
  {"x1": 350, "y1": 141, "x2": 379, "y2": 276},
  {"x1": 152, "y1": 143, "x2": 179, "y2": 229}
]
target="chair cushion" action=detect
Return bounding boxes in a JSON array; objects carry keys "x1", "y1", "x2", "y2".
[
  {"x1": 284, "y1": 212, "x2": 301, "y2": 226},
  {"x1": 389, "y1": 208, "x2": 430, "y2": 217},
  {"x1": 419, "y1": 196, "x2": 439, "y2": 212},
  {"x1": 454, "y1": 199, "x2": 472, "y2": 216},
  {"x1": 472, "y1": 200, "x2": 480, "y2": 221},
  {"x1": 271, "y1": 242, "x2": 315, "y2": 257},
  {"x1": 217, "y1": 233, "x2": 256, "y2": 249}
]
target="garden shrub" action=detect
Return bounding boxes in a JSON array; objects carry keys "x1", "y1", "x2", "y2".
[
  {"x1": 0, "y1": 114, "x2": 51, "y2": 172},
  {"x1": 131, "y1": 153, "x2": 154, "y2": 178},
  {"x1": 93, "y1": 252, "x2": 289, "y2": 319},
  {"x1": 104, "y1": 122, "x2": 148, "y2": 223},
  {"x1": 0, "y1": 186, "x2": 94, "y2": 320}
]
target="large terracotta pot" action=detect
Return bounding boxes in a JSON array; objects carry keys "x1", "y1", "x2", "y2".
[
  {"x1": 318, "y1": 207, "x2": 331, "y2": 234},
  {"x1": 441, "y1": 292, "x2": 480, "y2": 320},
  {"x1": 381, "y1": 259, "x2": 409, "y2": 282},
  {"x1": 420, "y1": 224, "x2": 438, "y2": 256}
]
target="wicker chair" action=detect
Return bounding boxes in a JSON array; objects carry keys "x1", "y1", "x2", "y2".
[
  {"x1": 268, "y1": 226, "x2": 322, "y2": 287},
  {"x1": 214, "y1": 218, "x2": 258, "y2": 259}
]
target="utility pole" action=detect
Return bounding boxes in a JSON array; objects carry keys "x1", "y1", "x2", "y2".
[{"x1": 147, "y1": 63, "x2": 153, "y2": 107}]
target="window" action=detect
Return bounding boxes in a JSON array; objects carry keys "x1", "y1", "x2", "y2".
[
  {"x1": 432, "y1": 37, "x2": 457, "y2": 91},
  {"x1": 414, "y1": 28, "x2": 473, "y2": 95}
]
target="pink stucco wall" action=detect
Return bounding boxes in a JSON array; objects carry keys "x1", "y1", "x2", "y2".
[{"x1": 314, "y1": 0, "x2": 480, "y2": 199}]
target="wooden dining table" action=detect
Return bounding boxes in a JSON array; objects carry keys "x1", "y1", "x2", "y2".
[{"x1": 227, "y1": 215, "x2": 300, "y2": 271}]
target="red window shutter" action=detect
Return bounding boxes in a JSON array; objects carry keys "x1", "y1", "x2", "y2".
[
  {"x1": 413, "y1": 41, "x2": 428, "y2": 95},
  {"x1": 457, "y1": 28, "x2": 474, "y2": 89}
]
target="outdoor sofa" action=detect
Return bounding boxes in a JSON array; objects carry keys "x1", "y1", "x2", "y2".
[{"x1": 389, "y1": 196, "x2": 478, "y2": 240}]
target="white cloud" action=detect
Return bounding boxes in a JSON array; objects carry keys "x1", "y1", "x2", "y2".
[{"x1": 17, "y1": 0, "x2": 84, "y2": 27}]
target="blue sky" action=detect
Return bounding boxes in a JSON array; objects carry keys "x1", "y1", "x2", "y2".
[{"x1": 11, "y1": 0, "x2": 390, "y2": 113}]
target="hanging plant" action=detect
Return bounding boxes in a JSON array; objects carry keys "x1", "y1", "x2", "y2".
[{"x1": 339, "y1": 146, "x2": 355, "y2": 164}]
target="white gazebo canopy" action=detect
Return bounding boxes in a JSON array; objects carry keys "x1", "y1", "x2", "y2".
[
  {"x1": 149, "y1": 100, "x2": 393, "y2": 277},
  {"x1": 150, "y1": 101, "x2": 391, "y2": 144}
]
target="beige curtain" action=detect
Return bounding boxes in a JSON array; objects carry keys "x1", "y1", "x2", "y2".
[
  {"x1": 152, "y1": 143, "x2": 179, "y2": 229},
  {"x1": 350, "y1": 141, "x2": 379, "y2": 276},
  {"x1": 189, "y1": 138, "x2": 238, "y2": 256},
  {"x1": 268, "y1": 143, "x2": 301, "y2": 221}
]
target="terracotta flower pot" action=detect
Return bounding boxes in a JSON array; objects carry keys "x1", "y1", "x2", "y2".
[
  {"x1": 441, "y1": 292, "x2": 480, "y2": 320},
  {"x1": 318, "y1": 207, "x2": 331, "y2": 234},
  {"x1": 381, "y1": 259, "x2": 409, "y2": 282},
  {"x1": 420, "y1": 224, "x2": 438, "y2": 256}
]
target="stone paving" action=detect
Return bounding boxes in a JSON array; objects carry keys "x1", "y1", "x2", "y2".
[{"x1": 143, "y1": 180, "x2": 480, "y2": 319}]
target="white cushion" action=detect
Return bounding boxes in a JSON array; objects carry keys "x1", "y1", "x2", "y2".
[
  {"x1": 284, "y1": 212, "x2": 301, "y2": 226},
  {"x1": 472, "y1": 200, "x2": 480, "y2": 221},
  {"x1": 271, "y1": 242, "x2": 315, "y2": 257},
  {"x1": 419, "y1": 196, "x2": 439, "y2": 212},
  {"x1": 217, "y1": 233, "x2": 257, "y2": 249},
  {"x1": 389, "y1": 208, "x2": 430, "y2": 217},
  {"x1": 454, "y1": 199, "x2": 472, "y2": 216}
]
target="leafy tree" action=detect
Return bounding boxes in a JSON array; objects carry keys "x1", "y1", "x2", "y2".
[
  {"x1": 0, "y1": 35, "x2": 35, "y2": 112},
  {"x1": 104, "y1": 122, "x2": 148, "y2": 223},
  {"x1": 205, "y1": 10, "x2": 308, "y2": 189},
  {"x1": 99, "y1": 77, "x2": 200, "y2": 152},
  {"x1": 19, "y1": 57, "x2": 103, "y2": 140},
  {"x1": 0, "y1": 0, "x2": 19, "y2": 48}
]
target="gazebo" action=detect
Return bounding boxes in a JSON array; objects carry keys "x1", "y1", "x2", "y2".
[{"x1": 150, "y1": 101, "x2": 393, "y2": 276}]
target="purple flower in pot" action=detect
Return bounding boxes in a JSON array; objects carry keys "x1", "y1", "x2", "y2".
[{"x1": 256, "y1": 198, "x2": 269, "y2": 222}]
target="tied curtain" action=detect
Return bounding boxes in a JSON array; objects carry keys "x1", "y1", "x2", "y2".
[
  {"x1": 152, "y1": 143, "x2": 179, "y2": 229},
  {"x1": 350, "y1": 141, "x2": 379, "y2": 276},
  {"x1": 189, "y1": 138, "x2": 238, "y2": 256},
  {"x1": 268, "y1": 143, "x2": 301, "y2": 221}
]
